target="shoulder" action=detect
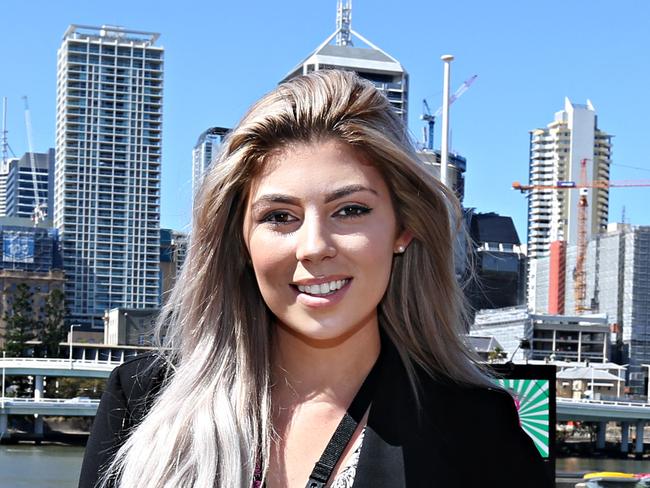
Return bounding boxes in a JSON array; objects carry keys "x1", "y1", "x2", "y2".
[
  {"x1": 110, "y1": 352, "x2": 167, "y2": 391},
  {"x1": 416, "y1": 371, "x2": 519, "y2": 424},
  {"x1": 105, "y1": 352, "x2": 169, "y2": 420},
  {"x1": 79, "y1": 353, "x2": 169, "y2": 488}
]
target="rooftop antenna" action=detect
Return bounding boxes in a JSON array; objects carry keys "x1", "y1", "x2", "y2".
[{"x1": 336, "y1": 0, "x2": 353, "y2": 46}]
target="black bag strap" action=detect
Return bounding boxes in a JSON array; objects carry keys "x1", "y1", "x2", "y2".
[{"x1": 305, "y1": 352, "x2": 382, "y2": 488}]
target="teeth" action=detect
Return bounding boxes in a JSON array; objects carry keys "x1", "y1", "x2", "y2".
[{"x1": 297, "y1": 279, "x2": 348, "y2": 296}]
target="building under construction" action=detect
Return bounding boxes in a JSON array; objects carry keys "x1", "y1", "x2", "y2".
[
  {"x1": 0, "y1": 217, "x2": 64, "y2": 347},
  {"x1": 531, "y1": 223, "x2": 650, "y2": 393}
]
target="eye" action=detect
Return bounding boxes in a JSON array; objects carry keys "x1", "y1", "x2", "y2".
[
  {"x1": 261, "y1": 211, "x2": 298, "y2": 225},
  {"x1": 335, "y1": 205, "x2": 372, "y2": 218}
]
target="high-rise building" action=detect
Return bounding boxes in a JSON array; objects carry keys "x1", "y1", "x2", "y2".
[
  {"x1": 4, "y1": 150, "x2": 54, "y2": 219},
  {"x1": 54, "y1": 25, "x2": 163, "y2": 329},
  {"x1": 281, "y1": 0, "x2": 409, "y2": 123},
  {"x1": 527, "y1": 98, "x2": 612, "y2": 261},
  {"x1": 0, "y1": 160, "x2": 16, "y2": 217},
  {"x1": 191, "y1": 127, "x2": 229, "y2": 201},
  {"x1": 159, "y1": 228, "x2": 188, "y2": 304},
  {"x1": 464, "y1": 211, "x2": 527, "y2": 313},
  {"x1": 532, "y1": 224, "x2": 650, "y2": 393},
  {"x1": 417, "y1": 149, "x2": 467, "y2": 203}
]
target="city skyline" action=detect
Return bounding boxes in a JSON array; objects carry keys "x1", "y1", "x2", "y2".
[{"x1": 1, "y1": 0, "x2": 648, "y2": 240}]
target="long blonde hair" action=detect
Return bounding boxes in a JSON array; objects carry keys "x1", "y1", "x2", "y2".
[{"x1": 102, "y1": 70, "x2": 488, "y2": 488}]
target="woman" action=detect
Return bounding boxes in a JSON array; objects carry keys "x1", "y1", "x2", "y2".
[{"x1": 79, "y1": 70, "x2": 551, "y2": 488}]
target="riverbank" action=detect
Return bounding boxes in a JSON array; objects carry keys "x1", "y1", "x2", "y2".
[{"x1": 0, "y1": 416, "x2": 90, "y2": 445}]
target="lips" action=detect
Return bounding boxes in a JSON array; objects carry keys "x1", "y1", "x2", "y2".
[
  {"x1": 296, "y1": 278, "x2": 349, "y2": 296},
  {"x1": 291, "y1": 276, "x2": 352, "y2": 307}
]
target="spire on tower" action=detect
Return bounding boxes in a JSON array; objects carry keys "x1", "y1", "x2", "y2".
[{"x1": 336, "y1": 0, "x2": 353, "y2": 46}]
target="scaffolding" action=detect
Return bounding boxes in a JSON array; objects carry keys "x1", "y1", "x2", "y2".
[{"x1": 533, "y1": 225, "x2": 650, "y2": 393}]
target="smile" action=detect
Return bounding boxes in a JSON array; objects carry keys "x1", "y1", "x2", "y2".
[{"x1": 296, "y1": 279, "x2": 350, "y2": 296}]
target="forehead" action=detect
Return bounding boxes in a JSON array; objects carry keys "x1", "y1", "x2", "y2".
[{"x1": 248, "y1": 139, "x2": 389, "y2": 198}]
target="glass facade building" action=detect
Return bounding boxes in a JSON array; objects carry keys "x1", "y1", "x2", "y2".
[
  {"x1": 0, "y1": 217, "x2": 65, "y2": 346},
  {"x1": 465, "y1": 211, "x2": 527, "y2": 314},
  {"x1": 54, "y1": 25, "x2": 163, "y2": 328},
  {"x1": 4, "y1": 150, "x2": 54, "y2": 219}
]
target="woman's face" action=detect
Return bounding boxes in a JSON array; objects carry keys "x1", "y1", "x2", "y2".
[{"x1": 243, "y1": 139, "x2": 411, "y2": 344}]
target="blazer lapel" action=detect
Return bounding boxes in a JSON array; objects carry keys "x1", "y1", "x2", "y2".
[
  {"x1": 352, "y1": 425, "x2": 405, "y2": 488},
  {"x1": 352, "y1": 338, "x2": 410, "y2": 488}
]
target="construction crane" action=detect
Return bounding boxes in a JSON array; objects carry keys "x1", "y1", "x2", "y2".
[
  {"x1": 512, "y1": 179, "x2": 650, "y2": 191},
  {"x1": 22, "y1": 96, "x2": 47, "y2": 225},
  {"x1": 573, "y1": 159, "x2": 589, "y2": 313},
  {"x1": 420, "y1": 74, "x2": 478, "y2": 150},
  {"x1": 513, "y1": 163, "x2": 650, "y2": 313}
]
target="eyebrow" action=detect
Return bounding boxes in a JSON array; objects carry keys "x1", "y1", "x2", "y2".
[
  {"x1": 251, "y1": 184, "x2": 378, "y2": 212},
  {"x1": 323, "y1": 184, "x2": 378, "y2": 203}
]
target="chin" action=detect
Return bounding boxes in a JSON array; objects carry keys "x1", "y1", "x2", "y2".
[{"x1": 276, "y1": 316, "x2": 375, "y2": 347}]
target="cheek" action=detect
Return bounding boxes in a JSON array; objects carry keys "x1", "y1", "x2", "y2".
[
  {"x1": 341, "y1": 233, "x2": 394, "y2": 272},
  {"x1": 249, "y1": 234, "x2": 293, "y2": 283}
]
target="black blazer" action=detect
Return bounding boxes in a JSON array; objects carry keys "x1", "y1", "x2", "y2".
[{"x1": 79, "y1": 343, "x2": 552, "y2": 487}]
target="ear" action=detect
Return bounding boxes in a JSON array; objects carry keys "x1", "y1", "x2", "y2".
[{"x1": 393, "y1": 229, "x2": 413, "y2": 254}]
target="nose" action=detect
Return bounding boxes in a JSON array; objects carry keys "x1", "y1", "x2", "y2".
[{"x1": 295, "y1": 212, "x2": 337, "y2": 262}]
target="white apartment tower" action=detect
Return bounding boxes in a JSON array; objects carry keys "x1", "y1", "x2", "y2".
[
  {"x1": 281, "y1": 0, "x2": 409, "y2": 123},
  {"x1": 527, "y1": 98, "x2": 612, "y2": 260},
  {"x1": 55, "y1": 25, "x2": 163, "y2": 328},
  {"x1": 191, "y1": 126, "x2": 229, "y2": 201}
]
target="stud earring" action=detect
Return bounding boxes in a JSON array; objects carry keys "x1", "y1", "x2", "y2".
[{"x1": 395, "y1": 245, "x2": 406, "y2": 254}]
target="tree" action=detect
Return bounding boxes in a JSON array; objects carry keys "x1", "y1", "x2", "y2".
[
  {"x1": 2, "y1": 283, "x2": 37, "y2": 357},
  {"x1": 50, "y1": 377, "x2": 106, "y2": 399},
  {"x1": 38, "y1": 288, "x2": 67, "y2": 358},
  {"x1": 488, "y1": 346, "x2": 506, "y2": 363}
]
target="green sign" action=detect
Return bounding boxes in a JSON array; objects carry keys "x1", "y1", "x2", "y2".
[{"x1": 495, "y1": 378, "x2": 550, "y2": 458}]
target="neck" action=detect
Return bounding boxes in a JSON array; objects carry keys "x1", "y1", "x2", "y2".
[{"x1": 271, "y1": 321, "x2": 381, "y2": 408}]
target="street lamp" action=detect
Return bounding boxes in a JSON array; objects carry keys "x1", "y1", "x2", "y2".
[
  {"x1": 69, "y1": 324, "x2": 80, "y2": 369},
  {"x1": 439, "y1": 54, "x2": 454, "y2": 188}
]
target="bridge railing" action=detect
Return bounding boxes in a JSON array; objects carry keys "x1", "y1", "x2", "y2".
[
  {"x1": 0, "y1": 357, "x2": 122, "y2": 369},
  {"x1": 2, "y1": 397, "x2": 101, "y2": 405},
  {"x1": 558, "y1": 397, "x2": 650, "y2": 408},
  {"x1": 0, "y1": 357, "x2": 123, "y2": 364}
]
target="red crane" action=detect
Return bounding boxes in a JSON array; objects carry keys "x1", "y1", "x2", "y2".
[{"x1": 513, "y1": 164, "x2": 650, "y2": 314}]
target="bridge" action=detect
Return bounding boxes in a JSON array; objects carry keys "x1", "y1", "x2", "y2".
[
  {"x1": 0, "y1": 357, "x2": 119, "y2": 379},
  {"x1": 1, "y1": 357, "x2": 119, "y2": 440},
  {"x1": 557, "y1": 397, "x2": 650, "y2": 456},
  {"x1": 3, "y1": 357, "x2": 650, "y2": 452},
  {"x1": 1, "y1": 397, "x2": 99, "y2": 416},
  {"x1": 557, "y1": 398, "x2": 650, "y2": 422}
]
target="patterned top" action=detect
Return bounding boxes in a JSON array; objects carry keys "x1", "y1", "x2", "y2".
[
  {"x1": 252, "y1": 428, "x2": 366, "y2": 488},
  {"x1": 330, "y1": 427, "x2": 366, "y2": 488}
]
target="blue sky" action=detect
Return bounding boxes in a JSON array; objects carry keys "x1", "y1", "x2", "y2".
[{"x1": 1, "y1": 0, "x2": 648, "y2": 240}]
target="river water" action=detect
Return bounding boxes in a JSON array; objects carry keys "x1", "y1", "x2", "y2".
[
  {"x1": 0, "y1": 445, "x2": 85, "y2": 487},
  {"x1": 3, "y1": 445, "x2": 650, "y2": 487}
]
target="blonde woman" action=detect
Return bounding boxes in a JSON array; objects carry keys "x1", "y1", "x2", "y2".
[{"x1": 79, "y1": 70, "x2": 550, "y2": 488}]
